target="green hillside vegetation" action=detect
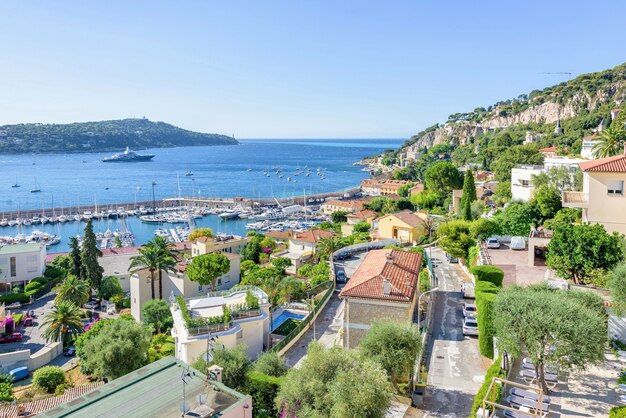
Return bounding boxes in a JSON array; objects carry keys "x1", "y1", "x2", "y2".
[
  {"x1": 0, "y1": 118, "x2": 237, "y2": 153},
  {"x1": 392, "y1": 63, "x2": 626, "y2": 187}
]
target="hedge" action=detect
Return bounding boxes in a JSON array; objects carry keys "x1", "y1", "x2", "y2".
[
  {"x1": 25, "y1": 281, "x2": 43, "y2": 293},
  {"x1": 476, "y1": 292, "x2": 497, "y2": 359},
  {"x1": 44, "y1": 265, "x2": 66, "y2": 280},
  {"x1": 0, "y1": 382, "x2": 13, "y2": 402},
  {"x1": 245, "y1": 371, "x2": 284, "y2": 417},
  {"x1": 611, "y1": 406, "x2": 626, "y2": 418},
  {"x1": 0, "y1": 276, "x2": 63, "y2": 305},
  {"x1": 475, "y1": 281, "x2": 500, "y2": 295},
  {"x1": 471, "y1": 265, "x2": 504, "y2": 287},
  {"x1": 33, "y1": 366, "x2": 67, "y2": 394},
  {"x1": 470, "y1": 357, "x2": 506, "y2": 418}
]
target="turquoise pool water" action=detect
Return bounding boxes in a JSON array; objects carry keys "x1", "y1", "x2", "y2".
[{"x1": 272, "y1": 311, "x2": 306, "y2": 331}]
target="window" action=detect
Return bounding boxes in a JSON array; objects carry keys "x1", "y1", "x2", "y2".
[
  {"x1": 520, "y1": 180, "x2": 530, "y2": 187},
  {"x1": 10, "y1": 257, "x2": 16, "y2": 277},
  {"x1": 608, "y1": 181, "x2": 624, "y2": 196}
]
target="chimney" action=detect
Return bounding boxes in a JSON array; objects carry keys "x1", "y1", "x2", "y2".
[
  {"x1": 386, "y1": 253, "x2": 394, "y2": 264},
  {"x1": 208, "y1": 365, "x2": 223, "y2": 383},
  {"x1": 382, "y1": 278, "x2": 391, "y2": 296}
]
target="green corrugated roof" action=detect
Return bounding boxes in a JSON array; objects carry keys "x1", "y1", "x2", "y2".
[
  {"x1": 39, "y1": 356, "x2": 250, "y2": 418},
  {"x1": 0, "y1": 243, "x2": 42, "y2": 254}
]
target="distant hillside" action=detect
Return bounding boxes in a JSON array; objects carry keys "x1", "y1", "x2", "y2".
[
  {"x1": 0, "y1": 118, "x2": 238, "y2": 154},
  {"x1": 401, "y1": 62, "x2": 626, "y2": 153}
]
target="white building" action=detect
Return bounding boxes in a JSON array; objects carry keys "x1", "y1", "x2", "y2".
[
  {"x1": 511, "y1": 157, "x2": 586, "y2": 202},
  {"x1": 581, "y1": 135, "x2": 602, "y2": 159},
  {"x1": 130, "y1": 252, "x2": 241, "y2": 321},
  {"x1": 170, "y1": 286, "x2": 270, "y2": 364},
  {"x1": 0, "y1": 243, "x2": 46, "y2": 289}
]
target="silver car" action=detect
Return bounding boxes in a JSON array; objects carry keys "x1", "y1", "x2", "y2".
[
  {"x1": 463, "y1": 317, "x2": 479, "y2": 336},
  {"x1": 486, "y1": 237, "x2": 500, "y2": 249}
]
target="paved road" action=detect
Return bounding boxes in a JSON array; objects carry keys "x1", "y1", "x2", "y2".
[
  {"x1": 420, "y1": 248, "x2": 487, "y2": 417},
  {"x1": 282, "y1": 292, "x2": 344, "y2": 368}
]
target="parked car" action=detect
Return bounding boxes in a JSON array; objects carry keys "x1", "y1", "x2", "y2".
[
  {"x1": 336, "y1": 271, "x2": 347, "y2": 283},
  {"x1": 63, "y1": 345, "x2": 76, "y2": 357},
  {"x1": 463, "y1": 302, "x2": 478, "y2": 318},
  {"x1": 84, "y1": 300, "x2": 100, "y2": 310},
  {"x1": 462, "y1": 283, "x2": 475, "y2": 299},
  {"x1": 28, "y1": 310, "x2": 36, "y2": 318},
  {"x1": 8, "y1": 366, "x2": 29, "y2": 382},
  {"x1": 23, "y1": 317, "x2": 34, "y2": 326},
  {"x1": 510, "y1": 236, "x2": 526, "y2": 250},
  {"x1": 0, "y1": 332, "x2": 23, "y2": 343},
  {"x1": 463, "y1": 317, "x2": 479, "y2": 336},
  {"x1": 6, "y1": 302, "x2": 21, "y2": 310},
  {"x1": 446, "y1": 253, "x2": 458, "y2": 263},
  {"x1": 486, "y1": 237, "x2": 500, "y2": 249}
]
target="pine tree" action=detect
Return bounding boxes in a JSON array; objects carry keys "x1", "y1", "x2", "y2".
[
  {"x1": 69, "y1": 237, "x2": 83, "y2": 279},
  {"x1": 460, "y1": 168, "x2": 477, "y2": 220},
  {"x1": 81, "y1": 220, "x2": 103, "y2": 294}
]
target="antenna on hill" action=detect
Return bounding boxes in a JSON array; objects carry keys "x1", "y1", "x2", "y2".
[{"x1": 539, "y1": 71, "x2": 572, "y2": 81}]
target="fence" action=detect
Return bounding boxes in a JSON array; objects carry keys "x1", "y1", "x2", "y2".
[{"x1": 270, "y1": 281, "x2": 335, "y2": 355}]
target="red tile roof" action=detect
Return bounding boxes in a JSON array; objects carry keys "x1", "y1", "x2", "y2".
[
  {"x1": 579, "y1": 152, "x2": 626, "y2": 173},
  {"x1": 323, "y1": 199, "x2": 368, "y2": 211},
  {"x1": 380, "y1": 210, "x2": 425, "y2": 228},
  {"x1": 291, "y1": 229, "x2": 335, "y2": 243},
  {"x1": 348, "y1": 209, "x2": 377, "y2": 219},
  {"x1": 265, "y1": 230, "x2": 294, "y2": 240},
  {"x1": 540, "y1": 146, "x2": 557, "y2": 153},
  {"x1": 339, "y1": 249, "x2": 421, "y2": 303}
]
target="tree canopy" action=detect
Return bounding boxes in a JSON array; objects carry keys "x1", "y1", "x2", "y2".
[
  {"x1": 424, "y1": 161, "x2": 463, "y2": 196},
  {"x1": 492, "y1": 144, "x2": 543, "y2": 182},
  {"x1": 187, "y1": 228, "x2": 215, "y2": 242},
  {"x1": 437, "y1": 219, "x2": 475, "y2": 260},
  {"x1": 276, "y1": 343, "x2": 391, "y2": 418},
  {"x1": 141, "y1": 299, "x2": 173, "y2": 334},
  {"x1": 546, "y1": 223, "x2": 624, "y2": 285},
  {"x1": 186, "y1": 253, "x2": 231, "y2": 291},
  {"x1": 192, "y1": 345, "x2": 250, "y2": 391},
  {"x1": 492, "y1": 285, "x2": 606, "y2": 393}
]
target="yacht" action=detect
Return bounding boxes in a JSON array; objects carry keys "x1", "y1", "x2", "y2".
[
  {"x1": 11, "y1": 177, "x2": 20, "y2": 188},
  {"x1": 102, "y1": 147, "x2": 155, "y2": 162},
  {"x1": 30, "y1": 178, "x2": 41, "y2": 193},
  {"x1": 185, "y1": 171, "x2": 193, "y2": 176}
]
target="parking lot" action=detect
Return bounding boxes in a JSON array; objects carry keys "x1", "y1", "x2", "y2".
[
  {"x1": 333, "y1": 251, "x2": 368, "y2": 283},
  {"x1": 486, "y1": 243, "x2": 547, "y2": 287}
]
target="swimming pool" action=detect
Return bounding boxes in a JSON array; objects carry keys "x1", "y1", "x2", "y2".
[{"x1": 272, "y1": 311, "x2": 306, "y2": 332}]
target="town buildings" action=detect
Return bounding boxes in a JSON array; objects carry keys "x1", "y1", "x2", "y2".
[
  {"x1": 510, "y1": 156, "x2": 585, "y2": 202},
  {"x1": 360, "y1": 179, "x2": 413, "y2": 197},
  {"x1": 340, "y1": 209, "x2": 377, "y2": 236},
  {"x1": 339, "y1": 249, "x2": 421, "y2": 348},
  {"x1": 0, "y1": 243, "x2": 46, "y2": 290},
  {"x1": 272, "y1": 229, "x2": 335, "y2": 274},
  {"x1": 563, "y1": 146, "x2": 626, "y2": 235},
  {"x1": 170, "y1": 286, "x2": 270, "y2": 364},
  {"x1": 320, "y1": 198, "x2": 371, "y2": 214}
]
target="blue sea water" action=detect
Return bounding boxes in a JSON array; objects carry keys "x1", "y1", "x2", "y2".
[{"x1": 0, "y1": 138, "x2": 403, "y2": 253}]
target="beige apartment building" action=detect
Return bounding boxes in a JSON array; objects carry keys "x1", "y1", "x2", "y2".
[
  {"x1": 563, "y1": 147, "x2": 626, "y2": 235},
  {"x1": 339, "y1": 249, "x2": 421, "y2": 348}
]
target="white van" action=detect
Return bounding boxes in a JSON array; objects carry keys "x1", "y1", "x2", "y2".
[{"x1": 510, "y1": 236, "x2": 526, "y2": 250}]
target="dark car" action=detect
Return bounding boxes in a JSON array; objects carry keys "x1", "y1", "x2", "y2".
[
  {"x1": 446, "y1": 253, "x2": 458, "y2": 263},
  {"x1": 63, "y1": 346, "x2": 76, "y2": 357},
  {"x1": 336, "y1": 271, "x2": 347, "y2": 283},
  {"x1": 0, "y1": 332, "x2": 23, "y2": 343}
]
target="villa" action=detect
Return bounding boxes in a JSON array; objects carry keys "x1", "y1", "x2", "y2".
[
  {"x1": 191, "y1": 234, "x2": 250, "y2": 256},
  {"x1": 340, "y1": 209, "x2": 377, "y2": 236},
  {"x1": 563, "y1": 145, "x2": 626, "y2": 235},
  {"x1": 271, "y1": 229, "x2": 335, "y2": 274},
  {"x1": 339, "y1": 249, "x2": 421, "y2": 348},
  {"x1": 0, "y1": 243, "x2": 46, "y2": 291},
  {"x1": 170, "y1": 286, "x2": 270, "y2": 364},
  {"x1": 371, "y1": 210, "x2": 426, "y2": 244}
]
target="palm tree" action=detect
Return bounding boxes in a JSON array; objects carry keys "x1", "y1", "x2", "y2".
[
  {"x1": 151, "y1": 236, "x2": 178, "y2": 299},
  {"x1": 129, "y1": 245, "x2": 160, "y2": 300},
  {"x1": 592, "y1": 127, "x2": 626, "y2": 159},
  {"x1": 40, "y1": 301, "x2": 84, "y2": 346},
  {"x1": 53, "y1": 275, "x2": 91, "y2": 307},
  {"x1": 315, "y1": 236, "x2": 342, "y2": 261}
]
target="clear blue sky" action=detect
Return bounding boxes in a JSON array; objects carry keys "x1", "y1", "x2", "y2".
[{"x1": 1, "y1": 1, "x2": 625, "y2": 139}]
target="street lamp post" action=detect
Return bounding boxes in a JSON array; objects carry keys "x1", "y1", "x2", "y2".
[
  {"x1": 417, "y1": 287, "x2": 438, "y2": 333},
  {"x1": 151, "y1": 181, "x2": 157, "y2": 213}
]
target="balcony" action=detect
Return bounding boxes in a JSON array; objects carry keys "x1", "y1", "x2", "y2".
[{"x1": 562, "y1": 191, "x2": 589, "y2": 208}]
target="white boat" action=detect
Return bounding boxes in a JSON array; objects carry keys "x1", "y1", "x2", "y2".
[
  {"x1": 0, "y1": 219, "x2": 7, "y2": 227},
  {"x1": 218, "y1": 211, "x2": 239, "y2": 220},
  {"x1": 83, "y1": 211, "x2": 93, "y2": 220},
  {"x1": 58, "y1": 215, "x2": 67, "y2": 223}
]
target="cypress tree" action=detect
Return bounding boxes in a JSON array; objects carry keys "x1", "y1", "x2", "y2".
[
  {"x1": 81, "y1": 220, "x2": 104, "y2": 294},
  {"x1": 460, "y1": 168, "x2": 477, "y2": 220},
  {"x1": 69, "y1": 237, "x2": 83, "y2": 279}
]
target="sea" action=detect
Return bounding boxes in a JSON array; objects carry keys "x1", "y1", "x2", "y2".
[{"x1": 0, "y1": 138, "x2": 403, "y2": 253}]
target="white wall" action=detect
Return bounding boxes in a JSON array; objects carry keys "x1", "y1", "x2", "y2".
[
  {"x1": 0, "y1": 245, "x2": 46, "y2": 284},
  {"x1": 511, "y1": 167, "x2": 543, "y2": 202}
]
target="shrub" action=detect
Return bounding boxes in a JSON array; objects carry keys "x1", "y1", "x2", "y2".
[
  {"x1": 253, "y1": 352, "x2": 287, "y2": 377},
  {"x1": 31, "y1": 277, "x2": 50, "y2": 285},
  {"x1": 32, "y1": 366, "x2": 66, "y2": 394},
  {"x1": 419, "y1": 269, "x2": 431, "y2": 293},
  {"x1": 45, "y1": 265, "x2": 66, "y2": 280},
  {"x1": 611, "y1": 406, "x2": 626, "y2": 418},
  {"x1": 471, "y1": 265, "x2": 504, "y2": 287},
  {"x1": 475, "y1": 281, "x2": 500, "y2": 295},
  {"x1": 25, "y1": 281, "x2": 43, "y2": 293},
  {"x1": 468, "y1": 245, "x2": 480, "y2": 267},
  {"x1": 470, "y1": 357, "x2": 506, "y2": 417},
  {"x1": 0, "y1": 293, "x2": 31, "y2": 304},
  {"x1": 476, "y1": 292, "x2": 497, "y2": 359},
  {"x1": 12, "y1": 313, "x2": 24, "y2": 325},
  {"x1": 246, "y1": 371, "x2": 284, "y2": 417},
  {"x1": 0, "y1": 382, "x2": 13, "y2": 402}
]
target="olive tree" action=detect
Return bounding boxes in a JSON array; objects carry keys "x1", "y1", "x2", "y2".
[{"x1": 492, "y1": 285, "x2": 606, "y2": 393}]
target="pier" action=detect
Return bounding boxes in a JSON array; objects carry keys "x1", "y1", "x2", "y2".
[{"x1": 0, "y1": 187, "x2": 361, "y2": 220}]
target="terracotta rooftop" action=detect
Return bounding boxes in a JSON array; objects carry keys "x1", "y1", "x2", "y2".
[
  {"x1": 265, "y1": 230, "x2": 294, "y2": 240},
  {"x1": 339, "y1": 249, "x2": 421, "y2": 303},
  {"x1": 290, "y1": 229, "x2": 335, "y2": 243},
  {"x1": 385, "y1": 210, "x2": 425, "y2": 228},
  {"x1": 583, "y1": 135, "x2": 601, "y2": 140},
  {"x1": 540, "y1": 146, "x2": 558, "y2": 153},
  {"x1": 323, "y1": 199, "x2": 369, "y2": 210},
  {"x1": 348, "y1": 209, "x2": 377, "y2": 219},
  {"x1": 579, "y1": 151, "x2": 626, "y2": 173}
]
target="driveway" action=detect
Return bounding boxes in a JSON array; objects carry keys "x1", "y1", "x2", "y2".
[
  {"x1": 420, "y1": 247, "x2": 488, "y2": 417},
  {"x1": 282, "y1": 292, "x2": 344, "y2": 368}
]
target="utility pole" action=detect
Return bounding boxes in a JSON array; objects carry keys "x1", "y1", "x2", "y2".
[{"x1": 151, "y1": 181, "x2": 157, "y2": 213}]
